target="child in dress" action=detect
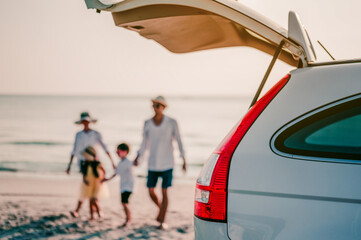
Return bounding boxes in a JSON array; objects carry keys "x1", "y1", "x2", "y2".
[
  {"x1": 72, "y1": 146, "x2": 108, "y2": 220},
  {"x1": 103, "y1": 143, "x2": 134, "y2": 226}
]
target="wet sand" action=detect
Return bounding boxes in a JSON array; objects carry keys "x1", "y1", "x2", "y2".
[{"x1": 0, "y1": 174, "x2": 195, "y2": 239}]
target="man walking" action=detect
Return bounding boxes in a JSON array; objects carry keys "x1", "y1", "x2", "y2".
[{"x1": 134, "y1": 96, "x2": 187, "y2": 229}]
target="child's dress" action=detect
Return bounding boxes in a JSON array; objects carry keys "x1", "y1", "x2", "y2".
[{"x1": 79, "y1": 160, "x2": 109, "y2": 200}]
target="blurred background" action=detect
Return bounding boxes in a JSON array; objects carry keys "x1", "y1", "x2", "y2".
[{"x1": 1, "y1": 0, "x2": 360, "y2": 179}]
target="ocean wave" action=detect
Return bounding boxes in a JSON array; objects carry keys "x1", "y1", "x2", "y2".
[
  {"x1": 2, "y1": 141, "x2": 69, "y2": 146},
  {"x1": 0, "y1": 167, "x2": 17, "y2": 172}
]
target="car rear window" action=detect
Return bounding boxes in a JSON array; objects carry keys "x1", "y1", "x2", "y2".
[{"x1": 273, "y1": 96, "x2": 361, "y2": 161}]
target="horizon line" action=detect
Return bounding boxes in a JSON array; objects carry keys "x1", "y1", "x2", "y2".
[{"x1": 0, "y1": 93, "x2": 254, "y2": 99}]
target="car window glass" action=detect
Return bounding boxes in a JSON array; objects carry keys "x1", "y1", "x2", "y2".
[
  {"x1": 305, "y1": 114, "x2": 361, "y2": 147},
  {"x1": 275, "y1": 97, "x2": 361, "y2": 160}
]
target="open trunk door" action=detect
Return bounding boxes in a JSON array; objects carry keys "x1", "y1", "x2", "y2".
[
  {"x1": 84, "y1": 0, "x2": 317, "y2": 106},
  {"x1": 85, "y1": 0, "x2": 316, "y2": 67}
]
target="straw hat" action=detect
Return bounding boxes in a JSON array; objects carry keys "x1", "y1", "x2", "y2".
[
  {"x1": 75, "y1": 112, "x2": 97, "y2": 124},
  {"x1": 151, "y1": 95, "x2": 167, "y2": 107},
  {"x1": 82, "y1": 146, "x2": 97, "y2": 158}
]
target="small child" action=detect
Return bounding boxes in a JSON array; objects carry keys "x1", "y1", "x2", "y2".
[
  {"x1": 103, "y1": 143, "x2": 134, "y2": 227},
  {"x1": 72, "y1": 146, "x2": 108, "y2": 220}
]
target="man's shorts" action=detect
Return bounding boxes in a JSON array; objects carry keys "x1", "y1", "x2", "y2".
[
  {"x1": 121, "y1": 191, "x2": 132, "y2": 204},
  {"x1": 147, "y1": 169, "x2": 173, "y2": 189}
]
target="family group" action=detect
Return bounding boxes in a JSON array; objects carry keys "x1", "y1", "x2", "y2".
[{"x1": 65, "y1": 96, "x2": 187, "y2": 229}]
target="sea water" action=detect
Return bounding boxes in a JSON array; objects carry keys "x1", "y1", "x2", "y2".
[{"x1": 0, "y1": 95, "x2": 251, "y2": 179}]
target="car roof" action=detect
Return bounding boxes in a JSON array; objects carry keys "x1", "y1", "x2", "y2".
[
  {"x1": 307, "y1": 58, "x2": 361, "y2": 67},
  {"x1": 85, "y1": 0, "x2": 317, "y2": 67}
]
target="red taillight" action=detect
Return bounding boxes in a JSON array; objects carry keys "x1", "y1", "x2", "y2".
[{"x1": 194, "y1": 74, "x2": 290, "y2": 222}]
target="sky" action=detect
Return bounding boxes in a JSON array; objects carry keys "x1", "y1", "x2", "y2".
[{"x1": 1, "y1": 0, "x2": 360, "y2": 97}]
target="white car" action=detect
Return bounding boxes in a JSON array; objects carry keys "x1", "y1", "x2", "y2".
[{"x1": 84, "y1": 0, "x2": 361, "y2": 239}]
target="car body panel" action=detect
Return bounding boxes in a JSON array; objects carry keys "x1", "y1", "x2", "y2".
[
  {"x1": 228, "y1": 192, "x2": 361, "y2": 240},
  {"x1": 227, "y1": 62, "x2": 361, "y2": 239},
  {"x1": 194, "y1": 217, "x2": 229, "y2": 239}
]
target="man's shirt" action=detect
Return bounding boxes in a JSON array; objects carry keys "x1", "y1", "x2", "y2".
[{"x1": 137, "y1": 115, "x2": 185, "y2": 171}]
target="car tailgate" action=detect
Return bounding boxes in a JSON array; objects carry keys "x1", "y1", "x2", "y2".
[{"x1": 84, "y1": 0, "x2": 316, "y2": 66}]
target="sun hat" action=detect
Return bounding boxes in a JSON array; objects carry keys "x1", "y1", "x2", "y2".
[
  {"x1": 75, "y1": 112, "x2": 97, "y2": 124},
  {"x1": 82, "y1": 146, "x2": 97, "y2": 158},
  {"x1": 151, "y1": 95, "x2": 167, "y2": 107}
]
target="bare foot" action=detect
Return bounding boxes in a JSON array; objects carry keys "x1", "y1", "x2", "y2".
[
  {"x1": 157, "y1": 222, "x2": 168, "y2": 230},
  {"x1": 121, "y1": 220, "x2": 131, "y2": 227},
  {"x1": 70, "y1": 211, "x2": 79, "y2": 218}
]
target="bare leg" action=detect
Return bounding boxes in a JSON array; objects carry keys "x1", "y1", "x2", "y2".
[
  {"x1": 121, "y1": 203, "x2": 131, "y2": 226},
  {"x1": 92, "y1": 198, "x2": 101, "y2": 218},
  {"x1": 70, "y1": 201, "x2": 82, "y2": 218},
  {"x1": 148, "y1": 188, "x2": 161, "y2": 221},
  {"x1": 148, "y1": 188, "x2": 161, "y2": 207},
  {"x1": 89, "y1": 199, "x2": 94, "y2": 220},
  {"x1": 158, "y1": 188, "x2": 169, "y2": 227}
]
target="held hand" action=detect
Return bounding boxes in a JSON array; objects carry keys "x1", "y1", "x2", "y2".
[
  {"x1": 133, "y1": 156, "x2": 139, "y2": 166},
  {"x1": 182, "y1": 159, "x2": 187, "y2": 173}
]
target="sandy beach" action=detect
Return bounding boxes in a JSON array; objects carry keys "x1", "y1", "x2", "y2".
[{"x1": 0, "y1": 174, "x2": 195, "y2": 239}]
